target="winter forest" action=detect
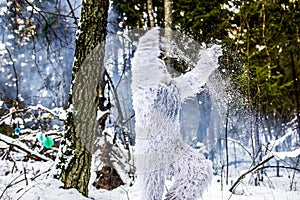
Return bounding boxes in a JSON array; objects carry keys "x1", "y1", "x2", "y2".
[{"x1": 0, "y1": 0, "x2": 300, "y2": 199}]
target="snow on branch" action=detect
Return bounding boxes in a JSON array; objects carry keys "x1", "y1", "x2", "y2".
[
  {"x1": 0, "y1": 104, "x2": 66, "y2": 127},
  {"x1": 0, "y1": 133, "x2": 50, "y2": 161},
  {"x1": 268, "y1": 127, "x2": 295, "y2": 150},
  {"x1": 272, "y1": 147, "x2": 300, "y2": 160},
  {"x1": 0, "y1": 107, "x2": 29, "y2": 125},
  {"x1": 27, "y1": 104, "x2": 67, "y2": 121}
]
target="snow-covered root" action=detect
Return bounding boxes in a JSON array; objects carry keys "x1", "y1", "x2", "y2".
[{"x1": 165, "y1": 147, "x2": 212, "y2": 200}]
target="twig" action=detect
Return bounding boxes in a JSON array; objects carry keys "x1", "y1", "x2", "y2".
[
  {"x1": 66, "y1": 0, "x2": 78, "y2": 26},
  {"x1": 223, "y1": 138, "x2": 253, "y2": 160},
  {"x1": 24, "y1": 166, "x2": 28, "y2": 186},
  {"x1": 0, "y1": 173, "x2": 24, "y2": 199},
  {"x1": 24, "y1": 0, "x2": 79, "y2": 20},
  {"x1": 16, "y1": 184, "x2": 36, "y2": 200},
  {"x1": 30, "y1": 168, "x2": 51, "y2": 181},
  {"x1": 24, "y1": 0, "x2": 64, "y2": 46},
  {"x1": 9, "y1": 148, "x2": 17, "y2": 173}
]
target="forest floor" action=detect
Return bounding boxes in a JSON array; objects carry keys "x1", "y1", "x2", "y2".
[{"x1": 0, "y1": 159, "x2": 299, "y2": 200}]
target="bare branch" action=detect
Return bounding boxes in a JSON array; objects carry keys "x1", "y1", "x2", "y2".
[
  {"x1": 5, "y1": 47, "x2": 19, "y2": 106},
  {"x1": 229, "y1": 155, "x2": 274, "y2": 193},
  {"x1": 0, "y1": 133, "x2": 50, "y2": 162},
  {"x1": 104, "y1": 70, "x2": 130, "y2": 151},
  {"x1": 256, "y1": 165, "x2": 300, "y2": 172},
  {"x1": 222, "y1": 138, "x2": 253, "y2": 160}
]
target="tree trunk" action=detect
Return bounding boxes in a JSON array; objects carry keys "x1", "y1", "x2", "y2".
[
  {"x1": 56, "y1": 0, "x2": 109, "y2": 196},
  {"x1": 164, "y1": 0, "x2": 172, "y2": 29},
  {"x1": 163, "y1": 0, "x2": 173, "y2": 73},
  {"x1": 290, "y1": 52, "x2": 300, "y2": 140},
  {"x1": 147, "y1": 0, "x2": 155, "y2": 27}
]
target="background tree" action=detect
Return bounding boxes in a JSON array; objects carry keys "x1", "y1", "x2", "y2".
[
  {"x1": 172, "y1": 0, "x2": 230, "y2": 42},
  {"x1": 114, "y1": 0, "x2": 164, "y2": 28},
  {"x1": 164, "y1": 0, "x2": 172, "y2": 29},
  {"x1": 0, "y1": 0, "x2": 78, "y2": 109},
  {"x1": 232, "y1": 0, "x2": 299, "y2": 120},
  {"x1": 147, "y1": 0, "x2": 155, "y2": 27}
]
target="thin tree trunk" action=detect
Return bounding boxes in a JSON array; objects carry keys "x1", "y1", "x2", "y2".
[
  {"x1": 164, "y1": 0, "x2": 173, "y2": 73},
  {"x1": 164, "y1": 0, "x2": 172, "y2": 29},
  {"x1": 56, "y1": 0, "x2": 109, "y2": 196},
  {"x1": 290, "y1": 52, "x2": 300, "y2": 139},
  {"x1": 225, "y1": 106, "x2": 229, "y2": 185},
  {"x1": 147, "y1": 0, "x2": 155, "y2": 27},
  {"x1": 290, "y1": 51, "x2": 300, "y2": 190}
]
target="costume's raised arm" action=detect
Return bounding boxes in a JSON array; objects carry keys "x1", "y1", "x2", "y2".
[{"x1": 174, "y1": 44, "x2": 222, "y2": 102}]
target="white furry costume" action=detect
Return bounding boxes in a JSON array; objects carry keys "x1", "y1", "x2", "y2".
[{"x1": 131, "y1": 28, "x2": 222, "y2": 200}]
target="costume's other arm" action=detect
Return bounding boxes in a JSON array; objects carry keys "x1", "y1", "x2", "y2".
[{"x1": 174, "y1": 44, "x2": 222, "y2": 102}]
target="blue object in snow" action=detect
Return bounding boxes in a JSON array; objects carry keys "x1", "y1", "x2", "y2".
[
  {"x1": 38, "y1": 133, "x2": 45, "y2": 142},
  {"x1": 14, "y1": 127, "x2": 21, "y2": 135}
]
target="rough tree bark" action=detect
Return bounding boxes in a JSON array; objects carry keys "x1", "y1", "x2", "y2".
[{"x1": 55, "y1": 0, "x2": 109, "y2": 196}]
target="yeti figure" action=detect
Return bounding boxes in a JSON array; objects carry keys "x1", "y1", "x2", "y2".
[{"x1": 132, "y1": 28, "x2": 222, "y2": 200}]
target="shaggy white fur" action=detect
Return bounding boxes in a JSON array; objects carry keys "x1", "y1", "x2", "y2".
[{"x1": 132, "y1": 27, "x2": 221, "y2": 200}]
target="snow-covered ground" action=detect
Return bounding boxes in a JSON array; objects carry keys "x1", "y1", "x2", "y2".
[
  {"x1": 203, "y1": 176, "x2": 300, "y2": 200},
  {"x1": 0, "y1": 159, "x2": 299, "y2": 200}
]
